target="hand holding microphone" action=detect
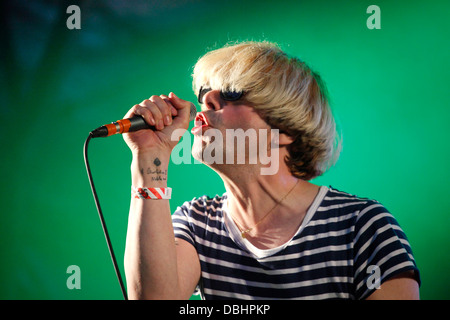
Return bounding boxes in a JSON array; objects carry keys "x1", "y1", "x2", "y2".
[
  {"x1": 90, "y1": 93, "x2": 197, "y2": 155},
  {"x1": 91, "y1": 93, "x2": 197, "y2": 137}
]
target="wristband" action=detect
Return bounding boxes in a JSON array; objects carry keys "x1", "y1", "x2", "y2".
[{"x1": 132, "y1": 186, "x2": 172, "y2": 200}]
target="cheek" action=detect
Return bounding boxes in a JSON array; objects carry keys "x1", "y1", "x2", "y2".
[{"x1": 220, "y1": 107, "x2": 257, "y2": 130}]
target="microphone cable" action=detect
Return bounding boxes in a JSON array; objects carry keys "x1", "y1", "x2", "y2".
[
  {"x1": 83, "y1": 103, "x2": 197, "y2": 300},
  {"x1": 84, "y1": 133, "x2": 128, "y2": 300}
]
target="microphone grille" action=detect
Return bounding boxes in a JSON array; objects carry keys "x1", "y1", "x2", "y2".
[{"x1": 189, "y1": 102, "x2": 198, "y2": 121}]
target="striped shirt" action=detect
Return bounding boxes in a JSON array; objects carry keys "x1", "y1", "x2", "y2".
[{"x1": 172, "y1": 186, "x2": 420, "y2": 300}]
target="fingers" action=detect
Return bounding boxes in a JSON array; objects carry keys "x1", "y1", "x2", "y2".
[
  {"x1": 160, "y1": 94, "x2": 178, "y2": 118},
  {"x1": 168, "y1": 92, "x2": 190, "y2": 111},
  {"x1": 124, "y1": 93, "x2": 190, "y2": 132},
  {"x1": 168, "y1": 92, "x2": 195, "y2": 123},
  {"x1": 131, "y1": 95, "x2": 173, "y2": 130}
]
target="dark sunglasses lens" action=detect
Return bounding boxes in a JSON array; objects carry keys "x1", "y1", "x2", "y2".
[
  {"x1": 220, "y1": 90, "x2": 243, "y2": 101},
  {"x1": 197, "y1": 87, "x2": 211, "y2": 104},
  {"x1": 198, "y1": 87, "x2": 244, "y2": 103}
]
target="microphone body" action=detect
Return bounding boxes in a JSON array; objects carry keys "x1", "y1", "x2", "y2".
[{"x1": 90, "y1": 103, "x2": 197, "y2": 138}]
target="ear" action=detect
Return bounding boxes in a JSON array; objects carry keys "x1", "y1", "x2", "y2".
[
  {"x1": 278, "y1": 132, "x2": 294, "y2": 146},
  {"x1": 269, "y1": 130, "x2": 294, "y2": 148}
]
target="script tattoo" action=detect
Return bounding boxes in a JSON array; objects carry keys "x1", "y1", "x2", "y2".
[
  {"x1": 140, "y1": 158, "x2": 167, "y2": 181},
  {"x1": 146, "y1": 168, "x2": 167, "y2": 175}
]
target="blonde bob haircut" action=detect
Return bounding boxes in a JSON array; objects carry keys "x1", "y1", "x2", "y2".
[{"x1": 192, "y1": 41, "x2": 341, "y2": 180}]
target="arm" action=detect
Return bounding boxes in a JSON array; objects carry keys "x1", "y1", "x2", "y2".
[
  {"x1": 123, "y1": 93, "x2": 201, "y2": 299},
  {"x1": 365, "y1": 271, "x2": 419, "y2": 300},
  {"x1": 353, "y1": 202, "x2": 421, "y2": 300}
]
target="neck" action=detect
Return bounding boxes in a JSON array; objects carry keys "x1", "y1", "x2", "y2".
[
  {"x1": 217, "y1": 164, "x2": 314, "y2": 229},
  {"x1": 220, "y1": 166, "x2": 320, "y2": 249}
]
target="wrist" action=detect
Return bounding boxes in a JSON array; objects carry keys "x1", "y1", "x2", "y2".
[
  {"x1": 131, "y1": 147, "x2": 171, "y2": 162},
  {"x1": 131, "y1": 153, "x2": 170, "y2": 187},
  {"x1": 132, "y1": 186, "x2": 172, "y2": 200}
]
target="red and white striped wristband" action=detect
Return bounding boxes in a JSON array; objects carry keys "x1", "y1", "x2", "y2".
[{"x1": 132, "y1": 186, "x2": 172, "y2": 200}]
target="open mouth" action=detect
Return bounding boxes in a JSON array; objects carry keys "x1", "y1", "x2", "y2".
[{"x1": 191, "y1": 112, "x2": 210, "y2": 135}]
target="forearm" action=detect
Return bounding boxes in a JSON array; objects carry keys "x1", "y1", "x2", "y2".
[
  {"x1": 124, "y1": 154, "x2": 180, "y2": 299},
  {"x1": 122, "y1": 92, "x2": 194, "y2": 299}
]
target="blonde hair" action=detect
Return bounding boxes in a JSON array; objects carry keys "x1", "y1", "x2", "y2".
[{"x1": 192, "y1": 41, "x2": 341, "y2": 180}]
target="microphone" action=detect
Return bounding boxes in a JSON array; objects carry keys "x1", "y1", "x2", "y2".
[{"x1": 90, "y1": 102, "x2": 197, "y2": 138}]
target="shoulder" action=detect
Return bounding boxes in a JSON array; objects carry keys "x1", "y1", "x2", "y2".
[
  {"x1": 324, "y1": 187, "x2": 421, "y2": 299},
  {"x1": 324, "y1": 187, "x2": 420, "y2": 298},
  {"x1": 313, "y1": 186, "x2": 385, "y2": 227},
  {"x1": 323, "y1": 186, "x2": 380, "y2": 209},
  {"x1": 322, "y1": 187, "x2": 407, "y2": 245},
  {"x1": 173, "y1": 193, "x2": 227, "y2": 219},
  {"x1": 172, "y1": 193, "x2": 227, "y2": 246}
]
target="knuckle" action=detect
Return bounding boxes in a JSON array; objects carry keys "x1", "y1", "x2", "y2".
[
  {"x1": 149, "y1": 95, "x2": 160, "y2": 102},
  {"x1": 153, "y1": 96, "x2": 170, "y2": 115},
  {"x1": 141, "y1": 99, "x2": 153, "y2": 107},
  {"x1": 148, "y1": 105, "x2": 163, "y2": 119},
  {"x1": 125, "y1": 104, "x2": 140, "y2": 118}
]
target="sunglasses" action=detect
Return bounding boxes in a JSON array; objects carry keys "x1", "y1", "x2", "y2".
[{"x1": 197, "y1": 86, "x2": 245, "y2": 104}]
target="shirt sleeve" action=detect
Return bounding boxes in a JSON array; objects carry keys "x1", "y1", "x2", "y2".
[
  {"x1": 353, "y1": 200, "x2": 421, "y2": 299},
  {"x1": 171, "y1": 199, "x2": 197, "y2": 247},
  {"x1": 171, "y1": 197, "x2": 206, "y2": 298}
]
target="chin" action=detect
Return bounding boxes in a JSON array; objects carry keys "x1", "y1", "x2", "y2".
[{"x1": 191, "y1": 135, "x2": 205, "y2": 163}]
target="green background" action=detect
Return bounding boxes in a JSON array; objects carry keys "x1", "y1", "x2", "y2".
[{"x1": 1, "y1": 0, "x2": 449, "y2": 299}]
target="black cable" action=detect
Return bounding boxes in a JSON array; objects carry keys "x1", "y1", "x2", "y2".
[{"x1": 84, "y1": 133, "x2": 128, "y2": 300}]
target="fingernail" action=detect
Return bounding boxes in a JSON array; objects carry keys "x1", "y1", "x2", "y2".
[
  {"x1": 149, "y1": 116, "x2": 156, "y2": 126},
  {"x1": 165, "y1": 115, "x2": 172, "y2": 125},
  {"x1": 157, "y1": 119, "x2": 164, "y2": 130}
]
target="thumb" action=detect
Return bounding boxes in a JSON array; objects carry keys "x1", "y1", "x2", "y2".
[
  {"x1": 168, "y1": 92, "x2": 194, "y2": 126},
  {"x1": 168, "y1": 92, "x2": 189, "y2": 110}
]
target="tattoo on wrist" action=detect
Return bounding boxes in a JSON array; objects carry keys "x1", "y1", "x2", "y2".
[
  {"x1": 150, "y1": 173, "x2": 167, "y2": 181},
  {"x1": 153, "y1": 158, "x2": 162, "y2": 166},
  {"x1": 140, "y1": 158, "x2": 167, "y2": 181}
]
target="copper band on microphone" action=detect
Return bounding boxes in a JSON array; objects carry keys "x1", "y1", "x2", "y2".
[
  {"x1": 104, "y1": 119, "x2": 133, "y2": 136},
  {"x1": 118, "y1": 119, "x2": 132, "y2": 133},
  {"x1": 104, "y1": 123, "x2": 118, "y2": 136}
]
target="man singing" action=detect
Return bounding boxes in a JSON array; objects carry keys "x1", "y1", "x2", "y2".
[{"x1": 123, "y1": 41, "x2": 420, "y2": 299}]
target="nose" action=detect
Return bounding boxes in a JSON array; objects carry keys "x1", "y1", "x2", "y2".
[{"x1": 201, "y1": 89, "x2": 223, "y2": 111}]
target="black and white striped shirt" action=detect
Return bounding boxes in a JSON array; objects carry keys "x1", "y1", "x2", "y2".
[{"x1": 172, "y1": 186, "x2": 420, "y2": 299}]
